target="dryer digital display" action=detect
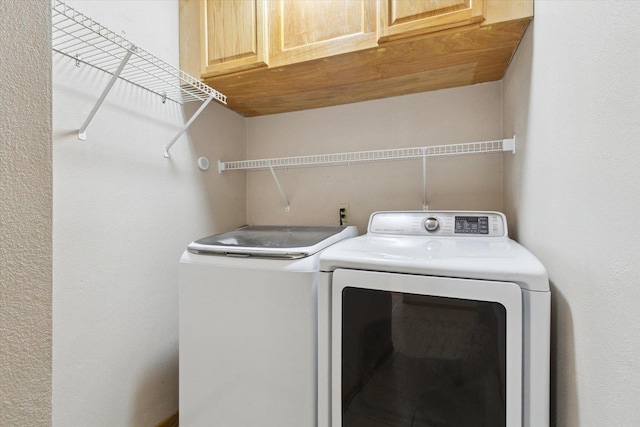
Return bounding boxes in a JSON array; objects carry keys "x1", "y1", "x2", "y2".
[{"x1": 455, "y1": 216, "x2": 489, "y2": 234}]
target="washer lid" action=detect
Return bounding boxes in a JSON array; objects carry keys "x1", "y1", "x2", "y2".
[{"x1": 187, "y1": 225, "x2": 358, "y2": 259}]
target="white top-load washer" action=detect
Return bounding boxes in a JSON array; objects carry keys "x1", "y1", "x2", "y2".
[
  {"x1": 317, "y1": 211, "x2": 550, "y2": 427},
  {"x1": 179, "y1": 225, "x2": 357, "y2": 427}
]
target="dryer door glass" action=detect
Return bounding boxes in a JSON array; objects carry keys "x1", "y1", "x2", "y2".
[{"x1": 342, "y1": 288, "x2": 506, "y2": 427}]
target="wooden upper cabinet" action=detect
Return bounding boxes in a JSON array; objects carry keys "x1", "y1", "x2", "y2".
[
  {"x1": 201, "y1": 0, "x2": 268, "y2": 78},
  {"x1": 180, "y1": 0, "x2": 533, "y2": 116},
  {"x1": 268, "y1": 0, "x2": 377, "y2": 68},
  {"x1": 378, "y1": 0, "x2": 485, "y2": 43}
]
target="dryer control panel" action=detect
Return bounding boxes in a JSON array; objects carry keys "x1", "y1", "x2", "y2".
[{"x1": 368, "y1": 211, "x2": 507, "y2": 237}]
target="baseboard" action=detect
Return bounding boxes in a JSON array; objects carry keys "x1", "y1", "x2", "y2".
[{"x1": 156, "y1": 411, "x2": 179, "y2": 427}]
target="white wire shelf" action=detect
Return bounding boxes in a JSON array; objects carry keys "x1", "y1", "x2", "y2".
[
  {"x1": 219, "y1": 137, "x2": 515, "y2": 211},
  {"x1": 52, "y1": 0, "x2": 225, "y2": 105},
  {"x1": 51, "y1": 0, "x2": 226, "y2": 156},
  {"x1": 219, "y1": 138, "x2": 515, "y2": 173}
]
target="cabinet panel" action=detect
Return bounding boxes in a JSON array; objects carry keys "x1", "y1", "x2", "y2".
[
  {"x1": 201, "y1": 0, "x2": 267, "y2": 78},
  {"x1": 391, "y1": 0, "x2": 470, "y2": 24},
  {"x1": 269, "y1": 0, "x2": 377, "y2": 68},
  {"x1": 379, "y1": 0, "x2": 485, "y2": 42}
]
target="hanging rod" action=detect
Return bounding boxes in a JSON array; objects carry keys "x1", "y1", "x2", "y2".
[
  {"x1": 219, "y1": 137, "x2": 516, "y2": 173},
  {"x1": 51, "y1": 0, "x2": 227, "y2": 155}
]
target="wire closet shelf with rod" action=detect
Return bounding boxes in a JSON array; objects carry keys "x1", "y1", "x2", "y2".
[{"x1": 51, "y1": 0, "x2": 227, "y2": 157}]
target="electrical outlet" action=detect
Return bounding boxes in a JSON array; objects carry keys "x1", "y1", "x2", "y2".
[{"x1": 338, "y1": 203, "x2": 350, "y2": 223}]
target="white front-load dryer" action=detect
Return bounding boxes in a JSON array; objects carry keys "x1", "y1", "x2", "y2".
[
  {"x1": 318, "y1": 211, "x2": 550, "y2": 427},
  {"x1": 180, "y1": 225, "x2": 357, "y2": 427}
]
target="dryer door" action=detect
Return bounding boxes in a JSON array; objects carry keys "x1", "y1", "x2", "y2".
[{"x1": 331, "y1": 269, "x2": 523, "y2": 427}]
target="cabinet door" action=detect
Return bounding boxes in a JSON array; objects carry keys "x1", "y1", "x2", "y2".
[
  {"x1": 378, "y1": 0, "x2": 485, "y2": 43},
  {"x1": 268, "y1": 0, "x2": 377, "y2": 68},
  {"x1": 201, "y1": 0, "x2": 267, "y2": 78}
]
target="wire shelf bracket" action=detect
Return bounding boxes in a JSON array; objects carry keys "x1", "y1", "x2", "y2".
[
  {"x1": 422, "y1": 148, "x2": 429, "y2": 211},
  {"x1": 218, "y1": 137, "x2": 516, "y2": 211},
  {"x1": 77, "y1": 47, "x2": 134, "y2": 141},
  {"x1": 51, "y1": 0, "x2": 227, "y2": 155},
  {"x1": 268, "y1": 163, "x2": 291, "y2": 212}
]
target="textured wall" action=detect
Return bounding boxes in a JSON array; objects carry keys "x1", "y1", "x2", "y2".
[
  {"x1": 503, "y1": 2, "x2": 640, "y2": 426},
  {"x1": 0, "y1": 0, "x2": 53, "y2": 426},
  {"x1": 246, "y1": 82, "x2": 504, "y2": 232}
]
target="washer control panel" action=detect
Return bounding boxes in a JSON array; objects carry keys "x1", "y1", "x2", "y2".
[{"x1": 368, "y1": 211, "x2": 507, "y2": 237}]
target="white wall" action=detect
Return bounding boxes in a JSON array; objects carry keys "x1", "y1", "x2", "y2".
[
  {"x1": 0, "y1": 1, "x2": 52, "y2": 425},
  {"x1": 247, "y1": 82, "x2": 504, "y2": 232},
  {"x1": 503, "y1": 2, "x2": 640, "y2": 426},
  {"x1": 52, "y1": 1, "x2": 246, "y2": 426}
]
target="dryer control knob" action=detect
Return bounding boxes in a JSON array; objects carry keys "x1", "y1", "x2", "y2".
[{"x1": 424, "y1": 217, "x2": 439, "y2": 232}]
